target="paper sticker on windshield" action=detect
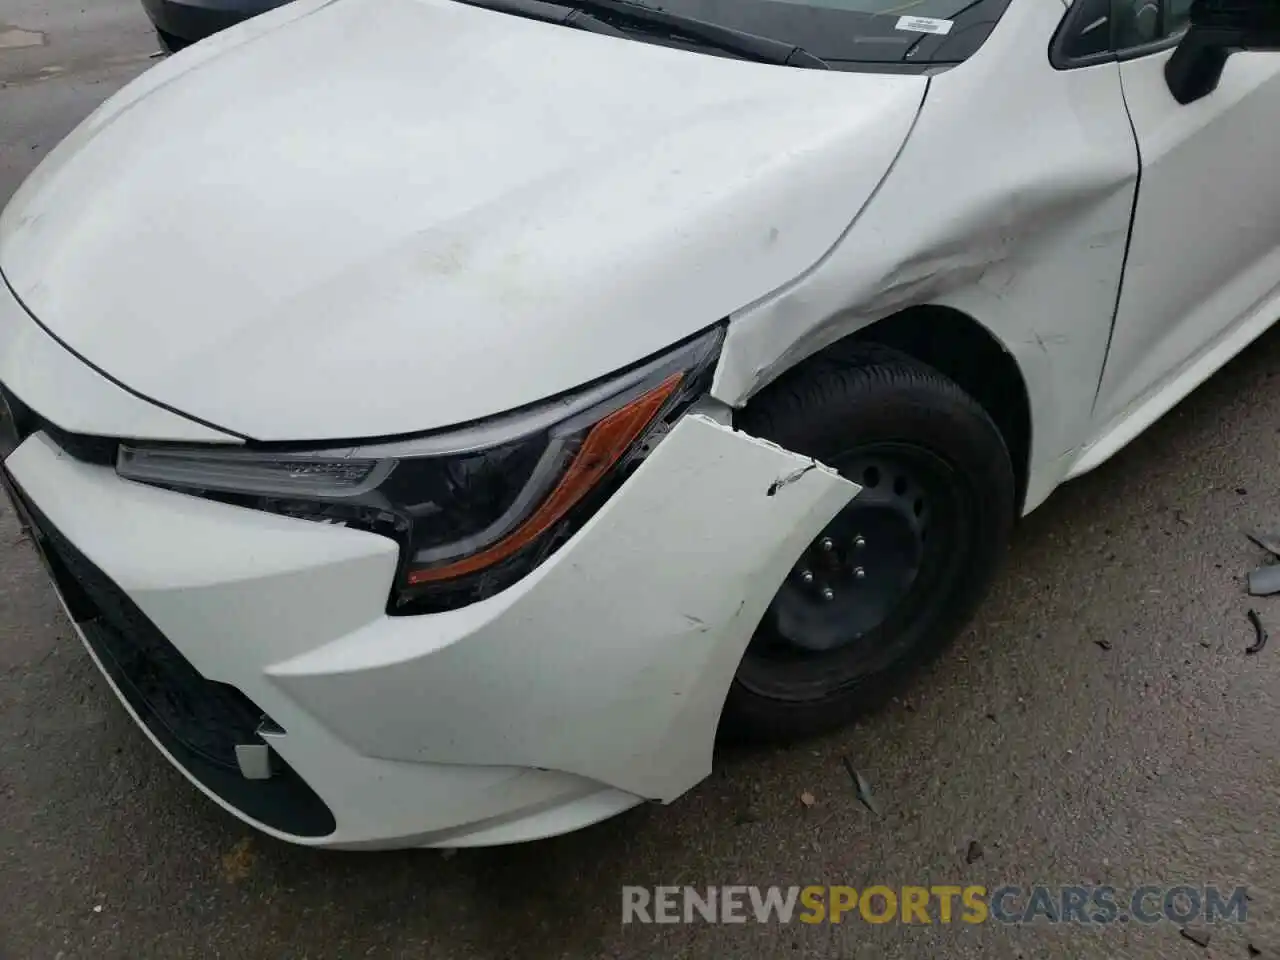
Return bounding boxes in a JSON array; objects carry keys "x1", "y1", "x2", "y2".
[{"x1": 895, "y1": 15, "x2": 953, "y2": 35}]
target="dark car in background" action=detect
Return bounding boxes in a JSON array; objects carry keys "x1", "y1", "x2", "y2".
[{"x1": 143, "y1": 0, "x2": 292, "y2": 50}]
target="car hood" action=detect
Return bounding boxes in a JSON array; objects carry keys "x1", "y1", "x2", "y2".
[{"x1": 0, "y1": 0, "x2": 926, "y2": 441}]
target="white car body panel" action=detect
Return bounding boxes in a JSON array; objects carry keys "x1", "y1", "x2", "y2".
[
  {"x1": 711, "y1": 0, "x2": 1140, "y2": 512},
  {"x1": 0, "y1": 280, "x2": 238, "y2": 443},
  {"x1": 0, "y1": 0, "x2": 925, "y2": 441},
  {"x1": 5, "y1": 0, "x2": 1280, "y2": 849},
  {"x1": 1071, "y1": 49, "x2": 1280, "y2": 476},
  {"x1": 4, "y1": 416, "x2": 855, "y2": 844}
]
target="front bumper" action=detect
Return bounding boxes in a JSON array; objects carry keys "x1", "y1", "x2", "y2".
[{"x1": 2, "y1": 409, "x2": 855, "y2": 847}]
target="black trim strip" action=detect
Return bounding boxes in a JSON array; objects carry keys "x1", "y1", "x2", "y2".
[
  {"x1": 1115, "y1": 31, "x2": 1185, "y2": 63},
  {"x1": 0, "y1": 269, "x2": 251, "y2": 441},
  {"x1": 1050, "y1": 0, "x2": 1187, "y2": 71}
]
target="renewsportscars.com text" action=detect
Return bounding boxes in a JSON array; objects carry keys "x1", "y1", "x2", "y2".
[{"x1": 621, "y1": 884, "x2": 1248, "y2": 926}]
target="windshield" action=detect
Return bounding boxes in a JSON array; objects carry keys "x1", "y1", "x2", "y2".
[{"x1": 603, "y1": 0, "x2": 1012, "y2": 68}]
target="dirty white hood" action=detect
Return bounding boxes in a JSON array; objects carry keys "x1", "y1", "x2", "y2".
[{"x1": 0, "y1": 0, "x2": 926, "y2": 441}]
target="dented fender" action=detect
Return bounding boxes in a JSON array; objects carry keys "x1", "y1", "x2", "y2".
[
  {"x1": 710, "y1": 0, "x2": 1142, "y2": 514},
  {"x1": 269, "y1": 414, "x2": 859, "y2": 802}
]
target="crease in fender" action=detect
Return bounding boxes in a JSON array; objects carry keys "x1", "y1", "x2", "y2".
[
  {"x1": 711, "y1": 76, "x2": 933, "y2": 384},
  {"x1": 713, "y1": 165, "x2": 1134, "y2": 406}
]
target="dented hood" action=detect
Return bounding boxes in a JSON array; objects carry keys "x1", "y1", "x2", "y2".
[{"x1": 0, "y1": 0, "x2": 926, "y2": 441}]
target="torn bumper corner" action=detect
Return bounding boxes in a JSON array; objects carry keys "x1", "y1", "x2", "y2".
[
  {"x1": 5, "y1": 414, "x2": 856, "y2": 844},
  {"x1": 270, "y1": 413, "x2": 859, "y2": 803}
]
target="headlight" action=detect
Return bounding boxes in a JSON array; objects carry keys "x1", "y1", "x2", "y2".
[{"x1": 116, "y1": 326, "x2": 724, "y2": 613}]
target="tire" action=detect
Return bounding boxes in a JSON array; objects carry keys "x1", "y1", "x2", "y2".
[{"x1": 721, "y1": 345, "x2": 1016, "y2": 742}]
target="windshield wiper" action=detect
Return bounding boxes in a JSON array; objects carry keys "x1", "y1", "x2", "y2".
[
  {"x1": 457, "y1": 0, "x2": 829, "y2": 68},
  {"x1": 456, "y1": 0, "x2": 634, "y2": 38}
]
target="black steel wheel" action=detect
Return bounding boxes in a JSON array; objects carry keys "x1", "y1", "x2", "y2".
[{"x1": 722, "y1": 345, "x2": 1015, "y2": 741}]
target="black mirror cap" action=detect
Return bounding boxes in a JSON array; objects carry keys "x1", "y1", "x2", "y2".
[{"x1": 1166, "y1": 0, "x2": 1280, "y2": 105}]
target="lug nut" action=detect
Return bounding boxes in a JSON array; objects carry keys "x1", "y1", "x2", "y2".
[
  {"x1": 820, "y1": 537, "x2": 834, "y2": 552},
  {"x1": 821, "y1": 587, "x2": 835, "y2": 601},
  {"x1": 853, "y1": 567, "x2": 866, "y2": 580},
  {"x1": 854, "y1": 536, "x2": 866, "y2": 549},
  {"x1": 800, "y1": 570, "x2": 814, "y2": 584}
]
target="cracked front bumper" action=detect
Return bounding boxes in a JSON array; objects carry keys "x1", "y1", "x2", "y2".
[{"x1": 2, "y1": 411, "x2": 855, "y2": 847}]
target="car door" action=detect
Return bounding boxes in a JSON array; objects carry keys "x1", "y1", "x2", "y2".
[{"x1": 1089, "y1": 0, "x2": 1280, "y2": 438}]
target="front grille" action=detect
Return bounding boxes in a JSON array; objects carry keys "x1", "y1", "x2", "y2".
[
  {"x1": 41, "y1": 510, "x2": 264, "y2": 772},
  {"x1": 2, "y1": 472, "x2": 336, "y2": 838}
]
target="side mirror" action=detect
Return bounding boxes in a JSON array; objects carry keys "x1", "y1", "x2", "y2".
[{"x1": 1165, "y1": 0, "x2": 1280, "y2": 105}]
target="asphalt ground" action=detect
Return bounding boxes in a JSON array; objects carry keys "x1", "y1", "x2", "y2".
[{"x1": 1, "y1": 3, "x2": 1278, "y2": 957}]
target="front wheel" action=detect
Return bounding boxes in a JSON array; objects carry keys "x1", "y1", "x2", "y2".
[{"x1": 721, "y1": 346, "x2": 1016, "y2": 741}]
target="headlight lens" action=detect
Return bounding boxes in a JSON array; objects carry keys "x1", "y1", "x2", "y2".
[{"x1": 116, "y1": 326, "x2": 723, "y2": 613}]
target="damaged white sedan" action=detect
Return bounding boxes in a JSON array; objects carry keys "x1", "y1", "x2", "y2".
[{"x1": 1, "y1": 0, "x2": 1278, "y2": 848}]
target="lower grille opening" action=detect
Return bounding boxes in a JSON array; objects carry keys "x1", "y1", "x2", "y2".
[{"x1": 3, "y1": 470, "x2": 336, "y2": 839}]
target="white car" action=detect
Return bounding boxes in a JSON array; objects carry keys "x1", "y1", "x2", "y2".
[{"x1": 0, "y1": 0, "x2": 1277, "y2": 848}]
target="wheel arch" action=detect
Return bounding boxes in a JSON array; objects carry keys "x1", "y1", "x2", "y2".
[{"x1": 735, "y1": 305, "x2": 1034, "y2": 515}]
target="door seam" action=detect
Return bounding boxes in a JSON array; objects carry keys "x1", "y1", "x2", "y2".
[{"x1": 1090, "y1": 60, "x2": 1145, "y2": 416}]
